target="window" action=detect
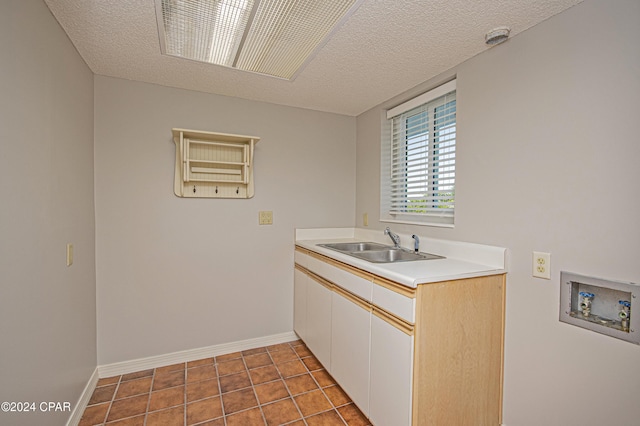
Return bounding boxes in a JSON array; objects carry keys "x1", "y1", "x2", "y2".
[{"x1": 381, "y1": 80, "x2": 456, "y2": 227}]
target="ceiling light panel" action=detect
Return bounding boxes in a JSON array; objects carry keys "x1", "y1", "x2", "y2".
[
  {"x1": 156, "y1": 0, "x2": 362, "y2": 80},
  {"x1": 158, "y1": 0, "x2": 255, "y2": 67}
]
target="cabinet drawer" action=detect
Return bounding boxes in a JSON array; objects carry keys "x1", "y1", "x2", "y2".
[
  {"x1": 372, "y1": 284, "x2": 415, "y2": 323},
  {"x1": 293, "y1": 250, "x2": 325, "y2": 277},
  {"x1": 320, "y1": 260, "x2": 373, "y2": 302},
  {"x1": 295, "y1": 249, "x2": 373, "y2": 302}
]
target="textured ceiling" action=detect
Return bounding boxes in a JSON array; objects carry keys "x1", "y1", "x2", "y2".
[{"x1": 44, "y1": 0, "x2": 582, "y2": 116}]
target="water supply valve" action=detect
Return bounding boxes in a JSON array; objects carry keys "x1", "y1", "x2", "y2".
[
  {"x1": 579, "y1": 292, "x2": 595, "y2": 317},
  {"x1": 619, "y1": 300, "x2": 631, "y2": 332}
]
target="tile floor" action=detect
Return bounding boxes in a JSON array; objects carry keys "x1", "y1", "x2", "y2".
[{"x1": 79, "y1": 340, "x2": 371, "y2": 425}]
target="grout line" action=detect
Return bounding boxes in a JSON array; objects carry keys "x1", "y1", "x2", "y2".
[
  {"x1": 285, "y1": 342, "x2": 310, "y2": 426},
  {"x1": 101, "y1": 375, "x2": 121, "y2": 425},
  {"x1": 297, "y1": 349, "x2": 350, "y2": 426},
  {"x1": 182, "y1": 367, "x2": 187, "y2": 426},
  {"x1": 143, "y1": 370, "x2": 154, "y2": 426},
  {"x1": 213, "y1": 359, "x2": 228, "y2": 426},
  {"x1": 240, "y1": 350, "x2": 267, "y2": 426}
]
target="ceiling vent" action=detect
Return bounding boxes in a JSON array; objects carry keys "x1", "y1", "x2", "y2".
[
  {"x1": 485, "y1": 27, "x2": 511, "y2": 45},
  {"x1": 155, "y1": 0, "x2": 363, "y2": 80}
]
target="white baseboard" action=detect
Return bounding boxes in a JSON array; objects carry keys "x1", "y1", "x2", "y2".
[
  {"x1": 67, "y1": 331, "x2": 298, "y2": 425},
  {"x1": 98, "y1": 331, "x2": 298, "y2": 378},
  {"x1": 66, "y1": 367, "x2": 99, "y2": 426}
]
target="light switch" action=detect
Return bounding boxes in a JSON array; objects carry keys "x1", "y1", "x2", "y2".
[
  {"x1": 363, "y1": 213, "x2": 369, "y2": 227},
  {"x1": 259, "y1": 211, "x2": 273, "y2": 225},
  {"x1": 66, "y1": 243, "x2": 73, "y2": 267}
]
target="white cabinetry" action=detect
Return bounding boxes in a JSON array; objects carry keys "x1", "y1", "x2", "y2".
[
  {"x1": 369, "y1": 312, "x2": 413, "y2": 426},
  {"x1": 293, "y1": 246, "x2": 506, "y2": 426},
  {"x1": 293, "y1": 267, "x2": 308, "y2": 341},
  {"x1": 305, "y1": 273, "x2": 332, "y2": 370},
  {"x1": 330, "y1": 288, "x2": 371, "y2": 416}
]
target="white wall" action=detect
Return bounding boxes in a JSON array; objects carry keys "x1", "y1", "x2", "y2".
[
  {"x1": 0, "y1": 1, "x2": 96, "y2": 425},
  {"x1": 94, "y1": 76, "x2": 356, "y2": 364},
  {"x1": 356, "y1": 0, "x2": 640, "y2": 425}
]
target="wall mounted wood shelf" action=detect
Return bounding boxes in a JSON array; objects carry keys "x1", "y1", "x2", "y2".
[{"x1": 172, "y1": 128, "x2": 260, "y2": 198}]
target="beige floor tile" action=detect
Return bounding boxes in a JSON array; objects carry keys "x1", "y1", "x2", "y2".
[
  {"x1": 225, "y1": 407, "x2": 266, "y2": 426},
  {"x1": 305, "y1": 409, "x2": 346, "y2": 426},
  {"x1": 106, "y1": 394, "x2": 149, "y2": 422},
  {"x1": 186, "y1": 396, "x2": 223, "y2": 425},
  {"x1": 78, "y1": 402, "x2": 109, "y2": 426},
  {"x1": 146, "y1": 405, "x2": 184, "y2": 425},
  {"x1": 323, "y1": 385, "x2": 351, "y2": 407},
  {"x1": 105, "y1": 414, "x2": 145, "y2": 425},
  {"x1": 80, "y1": 342, "x2": 368, "y2": 426},
  {"x1": 88, "y1": 384, "x2": 117, "y2": 405},
  {"x1": 276, "y1": 359, "x2": 307, "y2": 378},
  {"x1": 121, "y1": 369, "x2": 154, "y2": 382},
  {"x1": 217, "y1": 358, "x2": 246, "y2": 376},
  {"x1": 219, "y1": 371, "x2": 252, "y2": 393},
  {"x1": 186, "y1": 378, "x2": 220, "y2": 402},
  {"x1": 254, "y1": 380, "x2": 289, "y2": 404},
  {"x1": 221, "y1": 388, "x2": 258, "y2": 415},
  {"x1": 186, "y1": 364, "x2": 217, "y2": 383},
  {"x1": 285, "y1": 374, "x2": 318, "y2": 395},
  {"x1": 249, "y1": 365, "x2": 281, "y2": 385},
  {"x1": 153, "y1": 370, "x2": 185, "y2": 391},
  {"x1": 114, "y1": 376, "x2": 152, "y2": 399},
  {"x1": 244, "y1": 353, "x2": 273, "y2": 369},
  {"x1": 148, "y1": 385, "x2": 184, "y2": 412},
  {"x1": 187, "y1": 357, "x2": 214, "y2": 368},
  {"x1": 261, "y1": 398, "x2": 302, "y2": 425},
  {"x1": 294, "y1": 389, "x2": 332, "y2": 417},
  {"x1": 337, "y1": 403, "x2": 371, "y2": 426}
]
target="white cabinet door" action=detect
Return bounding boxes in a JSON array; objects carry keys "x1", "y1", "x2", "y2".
[
  {"x1": 369, "y1": 313, "x2": 413, "y2": 426},
  {"x1": 293, "y1": 268, "x2": 308, "y2": 340},
  {"x1": 305, "y1": 275, "x2": 332, "y2": 370},
  {"x1": 330, "y1": 290, "x2": 371, "y2": 416}
]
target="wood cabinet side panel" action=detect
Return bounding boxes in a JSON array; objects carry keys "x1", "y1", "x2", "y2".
[{"x1": 413, "y1": 274, "x2": 506, "y2": 426}]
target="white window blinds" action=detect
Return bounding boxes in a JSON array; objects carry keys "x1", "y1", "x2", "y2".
[{"x1": 383, "y1": 80, "x2": 456, "y2": 226}]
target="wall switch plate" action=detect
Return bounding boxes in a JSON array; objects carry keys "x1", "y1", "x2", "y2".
[
  {"x1": 533, "y1": 251, "x2": 550, "y2": 279},
  {"x1": 259, "y1": 211, "x2": 273, "y2": 225},
  {"x1": 66, "y1": 243, "x2": 73, "y2": 267},
  {"x1": 363, "y1": 213, "x2": 368, "y2": 227}
]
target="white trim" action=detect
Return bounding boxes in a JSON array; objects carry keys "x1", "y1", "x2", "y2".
[
  {"x1": 386, "y1": 79, "x2": 457, "y2": 119},
  {"x1": 98, "y1": 331, "x2": 298, "y2": 378},
  {"x1": 380, "y1": 218, "x2": 455, "y2": 229},
  {"x1": 66, "y1": 367, "x2": 99, "y2": 426}
]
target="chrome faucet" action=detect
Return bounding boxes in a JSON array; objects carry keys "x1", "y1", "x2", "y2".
[
  {"x1": 384, "y1": 227, "x2": 401, "y2": 248},
  {"x1": 411, "y1": 234, "x2": 420, "y2": 253}
]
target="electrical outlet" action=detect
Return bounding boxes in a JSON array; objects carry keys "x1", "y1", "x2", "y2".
[
  {"x1": 363, "y1": 213, "x2": 368, "y2": 227},
  {"x1": 259, "y1": 211, "x2": 273, "y2": 225},
  {"x1": 533, "y1": 251, "x2": 551, "y2": 279}
]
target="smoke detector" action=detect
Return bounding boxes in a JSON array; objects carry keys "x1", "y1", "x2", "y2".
[{"x1": 485, "y1": 27, "x2": 511, "y2": 45}]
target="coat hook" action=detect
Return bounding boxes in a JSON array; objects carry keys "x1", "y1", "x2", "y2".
[
  {"x1": 236, "y1": 187, "x2": 239, "y2": 194},
  {"x1": 215, "y1": 186, "x2": 218, "y2": 194},
  {"x1": 193, "y1": 185, "x2": 196, "y2": 193}
]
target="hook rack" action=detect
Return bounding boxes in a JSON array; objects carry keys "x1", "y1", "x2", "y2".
[{"x1": 172, "y1": 128, "x2": 260, "y2": 199}]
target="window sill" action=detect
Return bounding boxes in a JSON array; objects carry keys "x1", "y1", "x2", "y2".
[{"x1": 380, "y1": 218, "x2": 454, "y2": 229}]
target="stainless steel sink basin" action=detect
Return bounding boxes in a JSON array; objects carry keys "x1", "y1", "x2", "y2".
[
  {"x1": 350, "y1": 249, "x2": 443, "y2": 263},
  {"x1": 318, "y1": 242, "x2": 443, "y2": 263},
  {"x1": 318, "y1": 242, "x2": 389, "y2": 252}
]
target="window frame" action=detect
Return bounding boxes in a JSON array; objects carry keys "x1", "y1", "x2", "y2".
[{"x1": 380, "y1": 79, "x2": 457, "y2": 228}]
